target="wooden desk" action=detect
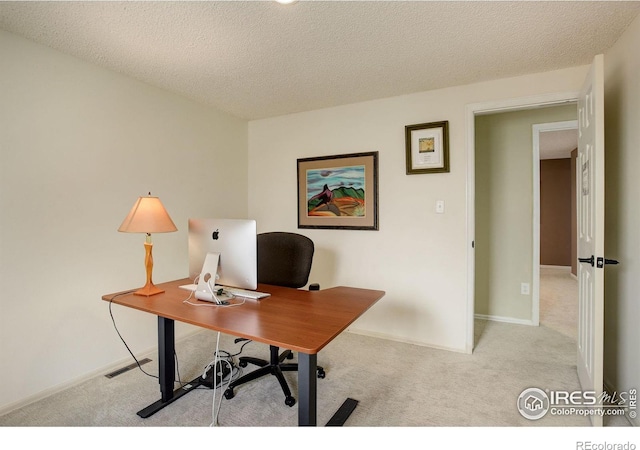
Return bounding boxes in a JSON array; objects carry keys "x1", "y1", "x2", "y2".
[{"x1": 102, "y1": 278, "x2": 384, "y2": 426}]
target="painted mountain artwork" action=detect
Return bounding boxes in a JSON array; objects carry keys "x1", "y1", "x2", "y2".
[{"x1": 306, "y1": 165, "x2": 366, "y2": 217}]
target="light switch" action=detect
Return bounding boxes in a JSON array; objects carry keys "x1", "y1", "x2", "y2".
[{"x1": 436, "y1": 200, "x2": 445, "y2": 214}]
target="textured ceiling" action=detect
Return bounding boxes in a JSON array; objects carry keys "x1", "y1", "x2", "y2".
[{"x1": 1, "y1": 1, "x2": 640, "y2": 120}]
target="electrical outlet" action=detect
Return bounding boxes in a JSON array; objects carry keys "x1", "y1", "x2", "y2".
[{"x1": 521, "y1": 283, "x2": 530, "y2": 295}]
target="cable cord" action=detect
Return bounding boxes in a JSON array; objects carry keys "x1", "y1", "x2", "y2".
[
  {"x1": 181, "y1": 275, "x2": 246, "y2": 308},
  {"x1": 108, "y1": 292, "x2": 157, "y2": 379},
  {"x1": 210, "y1": 332, "x2": 234, "y2": 426},
  {"x1": 207, "y1": 335, "x2": 258, "y2": 426},
  {"x1": 108, "y1": 292, "x2": 187, "y2": 387},
  {"x1": 108, "y1": 287, "x2": 248, "y2": 426}
]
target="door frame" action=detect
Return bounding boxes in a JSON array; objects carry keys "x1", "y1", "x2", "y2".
[
  {"x1": 532, "y1": 120, "x2": 579, "y2": 327},
  {"x1": 465, "y1": 92, "x2": 579, "y2": 353}
]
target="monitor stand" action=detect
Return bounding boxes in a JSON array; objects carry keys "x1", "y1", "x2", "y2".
[{"x1": 194, "y1": 252, "x2": 231, "y2": 304}]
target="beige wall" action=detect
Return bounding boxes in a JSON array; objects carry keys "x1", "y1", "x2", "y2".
[
  {"x1": 474, "y1": 106, "x2": 577, "y2": 321},
  {"x1": 249, "y1": 67, "x2": 588, "y2": 352},
  {"x1": 603, "y1": 11, "x2": 640, "y2": 426},
  {"x1": 0, "y1": 30, "x2": 248, "y2": 412}
]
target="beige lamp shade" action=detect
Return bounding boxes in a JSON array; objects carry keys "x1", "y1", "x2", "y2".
[
  {"x1": 118, "y1": 195, "x2": 177, "y2": 234},
  {"x1": 118, "y1": 194, "x2": 177, "y2": 296}
]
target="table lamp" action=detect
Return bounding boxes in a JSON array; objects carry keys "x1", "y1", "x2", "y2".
[{"x1": 118, "y1": 193, "x2": 178, "y2": 296}]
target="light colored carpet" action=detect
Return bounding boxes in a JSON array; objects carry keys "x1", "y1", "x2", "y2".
[
  {"x1": 539, "y1": 266, "x2": 578, "y2": 339},
  {"x1": 1, "y1": 268, "x2": 630, "y2": 445},
  {"x1": 0, "y1": 322, "x2": 603, "y2": 427}
]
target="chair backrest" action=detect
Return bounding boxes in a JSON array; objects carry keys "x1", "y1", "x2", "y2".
[{"x1": 257, "y1": 232, "x2": 314, "y2": 288}]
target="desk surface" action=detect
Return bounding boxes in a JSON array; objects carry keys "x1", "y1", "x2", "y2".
[{"x1": 102, "y1": 279, "x2": 385, "y2": 354}]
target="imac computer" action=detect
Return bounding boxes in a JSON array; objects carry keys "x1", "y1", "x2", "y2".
[{"x1": 182, "y1": 218, "x2": 268, "y2": 302}]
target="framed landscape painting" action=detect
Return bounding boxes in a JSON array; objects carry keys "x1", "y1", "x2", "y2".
[{"x1": 297, "y1": 152, "x2": 379, "y2": 230}]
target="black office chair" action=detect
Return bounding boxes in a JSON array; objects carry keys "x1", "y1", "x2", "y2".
[{"x1": 223, "y1": 232, "x2": 325, "y2": 407}]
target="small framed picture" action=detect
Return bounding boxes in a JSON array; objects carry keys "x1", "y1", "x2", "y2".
[
  {"x1": 405, "y1": 121, "x2": 450, "y2": 174},
  {"x1": 297, "y1": 152, "x2": 379, "y2": 230}
]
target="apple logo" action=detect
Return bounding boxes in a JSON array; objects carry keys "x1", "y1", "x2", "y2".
[{"x1": 212, "y1": 229, "x2": 220, "y2": 240}]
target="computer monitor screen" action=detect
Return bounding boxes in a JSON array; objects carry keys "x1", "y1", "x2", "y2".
[{"x1": 188, "y1": 218, "x2": 257, "y2": 290}]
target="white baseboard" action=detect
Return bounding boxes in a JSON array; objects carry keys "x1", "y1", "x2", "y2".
[
  {"x1": 474, "y1": 313, "x2": 535, "y2": 326},
  {"x1": 345, "y1": 328, "x2": 468, "y2": 354}
]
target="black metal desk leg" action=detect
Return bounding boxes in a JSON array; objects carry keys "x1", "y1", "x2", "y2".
[
  {"x1": 298, "y1": 352, "x2": 317, "y2": 426},
  {"x1": 136, "y1": 316, "x2": 203, "y2": 418},
  {"x1": 158, "y1": 316, "x2": 175, "y2": 402}
]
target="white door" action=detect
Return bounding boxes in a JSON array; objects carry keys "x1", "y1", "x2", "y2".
[{"x1": 576, "y1": 54, "x2": 605, "y2": 427}]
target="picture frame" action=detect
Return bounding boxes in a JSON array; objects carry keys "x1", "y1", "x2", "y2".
[
  {"x1": 405, "y1": 120, "x2": 450, "y2": 174},
  {"x1": 297, "y1": 151, "x2": 379, "y2": 230}
]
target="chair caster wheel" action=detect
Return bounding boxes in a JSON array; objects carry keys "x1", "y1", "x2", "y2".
[
  {"x1": 286, "y1": 352, "x2": 294, "y2": 360},
  {"x1": 224, "y1": 389, "x2": 235, "y2": 400},
  {"x1": 285, "y1": 396, "x2": 296, "y2": 407},
  {"x1": 239, "y1": 360, "x2": 248, "y2": 368},
  {"x1": 317, "y1": 368, "x2": 325, "y2": 379}
]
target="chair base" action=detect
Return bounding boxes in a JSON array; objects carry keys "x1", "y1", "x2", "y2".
[{"x1": 224, "y1": 345, "x2": 325, "y2": 407}]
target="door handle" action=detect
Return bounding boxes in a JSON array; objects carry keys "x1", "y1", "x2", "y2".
[
  {"x1": 597, "y1": 257, "x2": 620, "y2": 268},
  {"x1": 578, "y1": 255, "x2": 594, "y2": 267},
  {"x1": 579, "y1": 255, "x2": 619, "y2": 268}
]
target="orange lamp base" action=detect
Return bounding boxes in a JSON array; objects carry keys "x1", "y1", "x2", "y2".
[
  {"x1": 134, "y1": 282, "x2": 165, "y2": 297},
  {"x1": 134, "y1": 240, "x2": 164, "y2": 296}
]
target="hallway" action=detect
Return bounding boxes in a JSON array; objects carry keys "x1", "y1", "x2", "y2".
[{"x1": 539, "y1": 266, "x2": 578, "y2": 340}]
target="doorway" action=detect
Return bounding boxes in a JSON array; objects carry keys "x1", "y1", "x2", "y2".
[{"x1": 466, "y1": 96, "x2": 578, "y2": 352}]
